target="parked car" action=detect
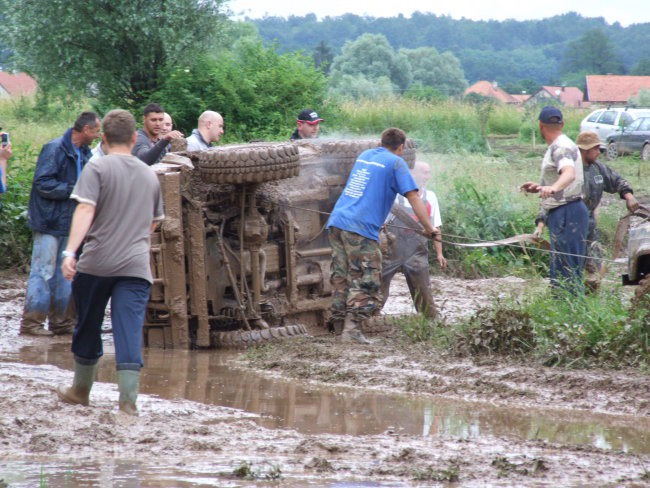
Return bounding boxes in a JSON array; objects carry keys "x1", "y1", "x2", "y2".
[
  {"x1": 579, "y1": 107, "x2": 650, "y2": 148},
  {"x1": 605, "y1": 117, "x2": 650, "y2": 160}
]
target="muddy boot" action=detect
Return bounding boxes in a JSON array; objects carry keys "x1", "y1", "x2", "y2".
[
  {"x1": 56, "y1": 361, "x2": 99, "y2": 406},
  {"x1": 20, "y1": 311, "x2": 53, "y2": 337},
  {"x1": 117, "y1": 370, "x2": 140, "y2": 416},
  {"x1": 340, "y1": 317, "x2": 371, "y2": 345},
  {"x1": 49, "y1": 321, "x2": 75, "y2": 335}
]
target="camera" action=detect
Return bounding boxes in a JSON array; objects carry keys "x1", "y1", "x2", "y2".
[{"x1": 1, "y1": 132, "x2": 9, "y2": 147}]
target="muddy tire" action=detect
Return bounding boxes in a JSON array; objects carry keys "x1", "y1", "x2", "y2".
[
  {"x1": 321, "y1": 139, "x2": 417, "y2": 177},
  {"x1": 199, "y1": 143, "x2": 300, "y2": 184},
  {"x1": 211, "y1": 324, "x2": 308, "y2": 348}
]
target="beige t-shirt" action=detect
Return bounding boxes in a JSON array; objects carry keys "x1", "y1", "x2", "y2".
[
  {"x1": 539, "y1": 133, "x2": 584, "y2": 210},
  {"x1": 71, "y1": 154, "x2": 164, "y2": 283}
]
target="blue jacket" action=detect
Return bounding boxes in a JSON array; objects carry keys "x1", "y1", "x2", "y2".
[{"x1": 27, "y1": 128, "x2": 92, "y2": 236}]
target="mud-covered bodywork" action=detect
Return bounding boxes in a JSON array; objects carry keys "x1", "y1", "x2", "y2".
[{"x1": 145, "y1": 139, "x2": 416, "y2": 349}]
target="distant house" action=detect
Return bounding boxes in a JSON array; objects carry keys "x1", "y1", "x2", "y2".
[
  {"x1": 0, "y1": 72, "x2": 38, "y2": 98},
  {"x1": 464, "y1": 81, "x2": 520, "y2": 104},
  {"x1": 526, "y1": 85, "x2": 585, "y2": 107},
  {"x1": 585, "y1": 75, "x2": 650, "y2": 105}
]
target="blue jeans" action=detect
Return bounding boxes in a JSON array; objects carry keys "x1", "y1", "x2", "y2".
[
  {"x1": 72, "y1": 273, "x2": 151, "y2": 371},
  {"x1": 22, "y1": 232, "x2": 72, "y2": 325},
  {"x1": 546, "y1": 200, "x2": 589, "y2": 294}
]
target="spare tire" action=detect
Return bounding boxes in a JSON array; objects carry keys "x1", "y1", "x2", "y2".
[
  {"x1": 321, "y1": 138, "x2": 417, "y2": 178},
  {"x1": 199, "y1": 142, "x2": 300, "y2": 184}
]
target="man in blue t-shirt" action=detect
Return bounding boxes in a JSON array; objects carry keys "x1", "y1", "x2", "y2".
[{"x1": 327, "y1": 128, "x2": 437, "y2": 344}]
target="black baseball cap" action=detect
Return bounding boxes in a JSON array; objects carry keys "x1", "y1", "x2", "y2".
[
  {"x1": 297, "y1": 109, "x2": 324, "y2": 125},
  {"x1": 538, "y1": 106, "x2": 563, "y2": 124}
]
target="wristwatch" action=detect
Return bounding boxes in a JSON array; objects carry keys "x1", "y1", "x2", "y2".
[{"x1": 62, "y1": 250, "x2": 76, "y2": 259}]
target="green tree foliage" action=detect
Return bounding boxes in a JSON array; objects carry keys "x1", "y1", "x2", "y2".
[
  {"x1": 1, "y1": 0, "x2": 227, "y2": 108},
  {"x1": 629, "y1": 89, "x2": 650, "y2": 107},
  {"x1": 632, "y1": 59, "x2": 650, "y2": 76},
  {"x1": 251, "y1": 12, "x2": 648, "y2": 85},
  {"x1": 400, "y1": 47, "x2": 467, "y2": 96},
  {"x1": 561, "y1": 28, "x2": 625, "y2": 76},
  {"x1": 329, "y1": 34, "x2": 412, "y2": 97},
  {"x1": 313, "y1": 41, "x2": 334, "y2": 74},
  {"x1": 152, "y1": 38, "x2": 327, "y2": 140}
]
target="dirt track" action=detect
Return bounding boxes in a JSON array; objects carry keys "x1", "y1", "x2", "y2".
[{"x1": 2, "y1": 270, "x2": 650, "y2": 486}]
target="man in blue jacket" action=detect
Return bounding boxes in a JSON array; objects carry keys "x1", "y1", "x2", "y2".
[{"x1": 20, "y1": 111, "x2": 101, "y2": 336}]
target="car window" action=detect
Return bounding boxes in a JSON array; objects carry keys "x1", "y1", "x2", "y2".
[
  {"x1": 627, "y1": 118, "x2": 643, "y2": 131},
  {"x1": 598, "y1": 111, "x2": 617, "y2": 125},
  {"x1": 619, "y1": 112, "x2": 634, "y2": 127},
  {"x1": 586, "y1": 111, "x2": 602, "y2": 122},
  {"x1": 640, "y1": 118, "x2": 650, "y2": 131}
]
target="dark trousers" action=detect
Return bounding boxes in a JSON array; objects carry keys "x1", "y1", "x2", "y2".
[
  {"x1": 71, "y1": 273, "x2": 151, "y2": 371},
  {"x1": 546, "y1": 199, "x2": 589, "y2": 294}
]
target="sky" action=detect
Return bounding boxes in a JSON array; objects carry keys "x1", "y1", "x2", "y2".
[{"x1": 226, "y1": 0, "x2": 648, "y2": 27}]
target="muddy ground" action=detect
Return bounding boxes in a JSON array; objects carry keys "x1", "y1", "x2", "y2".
[{"x1": 2, "y1": 270, "x2": 650, "y2": 487}]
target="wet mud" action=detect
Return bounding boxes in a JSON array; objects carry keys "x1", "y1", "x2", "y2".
[{"x1": 2, "y1": 270, "x2": 650, "y2": 486}]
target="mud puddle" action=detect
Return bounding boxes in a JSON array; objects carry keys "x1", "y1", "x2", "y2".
[{"x1": 5, "y1": 341, "x2": 650, "y2": 456}]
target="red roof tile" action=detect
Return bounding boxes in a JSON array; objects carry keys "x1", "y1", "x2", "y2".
[
  {"x1": 540, "y1": 85, "x2": 584, "y2": 107},
  {"x1": 464, "y1": 80, "x2": 518, "y2": 103},
  {"x1": 0, "y1": 72, "x2": 38, "y2": 97},
  {"x1": 586, "y1": 75, "x2": 650, "y2": 104}
]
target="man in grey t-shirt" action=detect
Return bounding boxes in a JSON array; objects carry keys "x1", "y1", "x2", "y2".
[{"x1": 57, "y1": 109, "x2": 164, "y2": 416}]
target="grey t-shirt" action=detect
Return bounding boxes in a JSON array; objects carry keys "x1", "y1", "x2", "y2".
[{"x1": 70, "y1": 154, "x2": 164, "y2": 283}]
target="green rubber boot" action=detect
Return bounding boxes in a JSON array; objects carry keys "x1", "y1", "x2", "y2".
[
  {"x1": 56, "y1": 361, "x2": 99, "y2": 406},
  {"x1": 117, "y1": 370, "x2": 141, "y2": 416}
]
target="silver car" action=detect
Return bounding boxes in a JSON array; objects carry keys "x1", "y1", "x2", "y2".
[{"x1": 579, "y1": 107, "x2": 650, "y2": 148}]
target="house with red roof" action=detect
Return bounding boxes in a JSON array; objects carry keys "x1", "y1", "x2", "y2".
[
  {"x1": 464, "y1": 81, "x2": 520, "y2": 104},
  {"x1": 526, "y1": 85, "x2": 585, "y2": 107},
  {"x1": 585, "y1": 75, "x2": 650, "y2": 105},
  {"x1": 0, "y1": 72, "x2": 38, "y2": 98}
]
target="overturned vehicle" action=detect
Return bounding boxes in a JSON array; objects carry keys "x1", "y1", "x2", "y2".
[{"x1": 145, "y1": 139, "x2": 416, "y2": 349}]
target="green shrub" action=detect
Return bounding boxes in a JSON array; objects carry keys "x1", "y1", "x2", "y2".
[{"x1": 152, "y1": 40, "x2": 328, "y2": 141}]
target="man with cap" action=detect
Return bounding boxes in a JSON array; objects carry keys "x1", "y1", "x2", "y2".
[
  {"x1": 291, "y1": 109, "x2": 323, "y2": 140},
  {"x1": 520, "y1": 106, "x2": 589, "y2": 294},
  {"x1": 534, "y1": 130, "x2": 638, "y2": 292}
]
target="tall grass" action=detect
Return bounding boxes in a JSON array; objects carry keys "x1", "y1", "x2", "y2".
[{"x1": 0, "y1": 97, "x2": 90, "y2": 268}]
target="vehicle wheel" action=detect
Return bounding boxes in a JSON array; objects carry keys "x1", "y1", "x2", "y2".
[
  {"x1": 642, "y1": 144, "x2": 650, "y2": 162},
  {"x1": 210, "y1": 324, "x2": 308, "y2": 348},
  {"x1": 321, "y1": 139, "x2": 417, "y2": 177},
  {"x1": 198, "y1": 143, "x2": 300, "y2": 184},
  {"x1": 606, "y1": 141, "x2": 618, "y2": 160}
]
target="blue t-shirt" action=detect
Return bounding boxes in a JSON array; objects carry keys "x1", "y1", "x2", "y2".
[{"x1": 327, "y1": 147, "x2": 417, "y2": 241}]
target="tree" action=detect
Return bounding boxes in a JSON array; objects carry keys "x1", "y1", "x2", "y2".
[
  {"x1": 632, "y1": 59, "x2": 650, "y2": 76},
  {"x1": 1, "y1": 0, "x2": 228, "y2": 108},
  {"x1": 329, "y1": 33, "x2": 412, "y2": 97},
  {"x1": 313, "y1": 41, "x2": 334, "y2": 74},
  {"x1": 400, "y1": 47, "x2": 467, "y2": 96},
  {"x1": 153, "y1": 38, "x2": 328, "y2": 140},
  {"x1": 561, "y1": 28, "x2": 625, "y2": 76}
]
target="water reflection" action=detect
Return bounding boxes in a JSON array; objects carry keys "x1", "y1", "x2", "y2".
[{"x1": 4, "y1": 342, "x2": 650, "y2": 455}]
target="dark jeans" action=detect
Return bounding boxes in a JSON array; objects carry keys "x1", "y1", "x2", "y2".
[
  {"x1": 71, "y1": 273, "x2": 151, "y2": 371},
  {"x1": 546, "y1": 199, "x2": 589, "y2": 294}
]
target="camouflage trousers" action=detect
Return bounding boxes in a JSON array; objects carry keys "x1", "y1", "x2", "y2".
[{"x1": 328, "y1": 227, "x2": 382, "y2": 322}]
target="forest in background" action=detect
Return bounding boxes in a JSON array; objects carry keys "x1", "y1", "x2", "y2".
[{"x1": 249, "y1": 12, "x2": 650, "y2": 91}]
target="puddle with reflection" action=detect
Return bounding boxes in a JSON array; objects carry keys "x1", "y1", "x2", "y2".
[{"x1": 4, "y1": 341, "x2": 650, "y2": 457}]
